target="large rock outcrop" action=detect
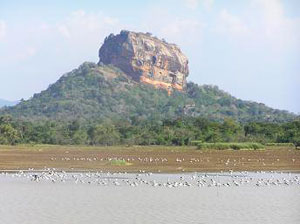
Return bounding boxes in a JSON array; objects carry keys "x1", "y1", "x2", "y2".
[{"x1": 98, "y1": 30, "x2": 189, "y2": 93}]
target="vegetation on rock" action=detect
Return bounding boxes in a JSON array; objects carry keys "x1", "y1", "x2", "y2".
[
  {"x1": 0, "y1": 62, "x2": 296, "y2": 123},
  {"x1": 0, "y1": 62, "x2": 298, "y2": 146}
]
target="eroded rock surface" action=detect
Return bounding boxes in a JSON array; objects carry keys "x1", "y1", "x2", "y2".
[{"x1": 98, "y1": 30, "x2": 189, "y2": 93}]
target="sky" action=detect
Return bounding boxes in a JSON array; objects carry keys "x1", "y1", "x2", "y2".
[{"x1": 0, "y1": 0, "x2": 299, "y2": 113}]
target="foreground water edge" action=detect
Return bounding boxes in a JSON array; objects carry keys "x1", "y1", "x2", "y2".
[{"x1": 1, "y1": 170, "x2": 299, "y2": 224}]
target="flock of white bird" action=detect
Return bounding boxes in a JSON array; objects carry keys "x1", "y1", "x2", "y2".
[
  {"x1": 2, "y1": 169, "x2": 299, "y2": 188},
  {"x1": 50, "y1": 155, "x2": 297, "y2": 167}
]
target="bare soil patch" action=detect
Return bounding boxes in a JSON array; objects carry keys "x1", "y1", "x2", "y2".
[{"x1": 0, "y1": 145, "x2": 299, "y2": 172}]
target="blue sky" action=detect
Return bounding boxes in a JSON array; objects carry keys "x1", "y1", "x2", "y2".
[{"x1": 0, "y1": 0, "x2": 299, "y2": 113}]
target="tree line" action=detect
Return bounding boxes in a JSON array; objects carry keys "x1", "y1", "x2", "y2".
[{"x1": 0, "y1": 115, "x2": 299, "y2": 146}]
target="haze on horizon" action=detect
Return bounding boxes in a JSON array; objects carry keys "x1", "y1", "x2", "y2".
[{"x1": 0, "y1": 0, "x2": 299, "y2": 113}]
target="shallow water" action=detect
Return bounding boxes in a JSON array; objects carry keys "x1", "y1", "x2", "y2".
[{"x1": 0, "y1": 171, "x2": 299, "y2": 224}]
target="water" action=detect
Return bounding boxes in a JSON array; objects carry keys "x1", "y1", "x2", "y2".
[{"x1": 0, "y1": 171, "x2": 299, "y2": 224}]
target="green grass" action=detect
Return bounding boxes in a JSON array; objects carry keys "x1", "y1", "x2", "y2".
[
  {"x1": 197, "y1": 142, "x2": 265, "y2": 150},
  {"x1": 265, "y1": 143, "x2": 295, "y2": 147},
  {"x1": 110, "y1": 159, "x2": 132, "y2": 166}
]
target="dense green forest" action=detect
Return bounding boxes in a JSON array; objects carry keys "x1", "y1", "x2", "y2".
[
  {"x1": 0, "y1": 62, "x2": 298, "y2": 146},
  {"x1": 0, "y1": 62, "x2": 296, "y2": 123},
  {"x1": 0, "y1": 115, "x2": 299, "y2": 146}
]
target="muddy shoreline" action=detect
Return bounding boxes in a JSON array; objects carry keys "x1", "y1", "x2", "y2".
[{"x1": 0, "y1": 145, "x2": 299, "y2": 172}]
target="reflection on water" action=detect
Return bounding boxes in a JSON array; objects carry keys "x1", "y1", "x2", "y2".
[{"x1": 0, "y1": 171, "x2": 299, "y2": 224}]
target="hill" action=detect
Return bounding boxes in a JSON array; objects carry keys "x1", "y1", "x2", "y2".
[
  {"x1": 0, "y1": 99, "x2": 18, "y2": 108},
  {"x1": 0, "y1": 62, "x2": 295, "y2": 123}
]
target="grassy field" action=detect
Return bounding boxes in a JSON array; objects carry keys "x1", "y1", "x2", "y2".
[{"x1": 0, "y1": 144, "x2": 299, "y2": 172}]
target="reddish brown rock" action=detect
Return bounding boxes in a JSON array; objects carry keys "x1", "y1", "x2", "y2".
[{"x1": 98, "y1": 30, "x2": 189, "y2": 93}]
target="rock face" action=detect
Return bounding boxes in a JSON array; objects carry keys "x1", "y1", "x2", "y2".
[{"x1": 98, "y1": 30, "x2": 189, "y2": 93}]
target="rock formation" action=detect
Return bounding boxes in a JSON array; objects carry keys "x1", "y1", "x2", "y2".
[{"x1": 98, "y1": 30, "x2": 189, "y2": 93}]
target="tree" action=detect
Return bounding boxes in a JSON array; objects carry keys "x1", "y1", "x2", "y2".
[
  {"x1": 0, "y1": 117, "x2": 20, "y2": 145},
  {"x1": 72, "y1": 129, "x2": 88, "y2": 145},
  {"x1": 221, "y1": 118, "x2": 241, "y2": 141},
  {"x1": 88, "y1": 123, "x2": 120, "y2": 145}
]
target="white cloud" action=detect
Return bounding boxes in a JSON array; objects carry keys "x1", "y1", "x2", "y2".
[
  {"x1": 202, "y1": 0, "x2": 214, "y2": 10},
  {"x1": 251, "y1": 0, "x2": 300, "y2": 49},
  {"x1": 103, "y1": 16, "x2": 119, "y2": 26},
  {"x1": 184, "y1": 0, "x2": 214, "y2": 10},
  {"x1": 159, "y1": 18, "x2": 204, "y2": 45},
  {"x1": 0, "y1": 20, "x2": 7, "y2": 41},
  {"x1": 185, "y1": 0, "x2": 199, "y2": 10},
  {"x1": 0, "y1": 10, "x2": 122, "y2": 77},
  {"x1": 15, "y1": 46, "x2": 37, "y2": 61},
  {"x1": 26, "y1": 47, "x2": 37, "y2": 57},
  {"x1": 57, "y1": 25, "x2": 71, "y2": 38},
  {"x1": 1, "y1": 10, "x2": 120, "y2": 65},
  {"x1": 52, "y1": 10, "x2": 121, "y2": 66},
  {"x1": 216, "y1": 9, "x2": 250, "y2": 39},
  {"x1": 215, "y1": 1, "x2": 300, "y2": 51},
  {"x1": 140, "y1": 8, "x2": 204, "y2": 47},
  {"x1": 56, "y1": 10, "x2": 120, "y2": 40}
]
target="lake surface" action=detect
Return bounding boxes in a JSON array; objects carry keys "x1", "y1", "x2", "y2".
[{"x1": 0, "y1": 171, "x2": 299, "y2": 224}]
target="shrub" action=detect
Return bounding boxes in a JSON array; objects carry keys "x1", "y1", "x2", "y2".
[
  {"x1": 197, "y1": 142, "x2": 264, "y2": 150},
  {"x1": 265, "y1": 143, "x2": 295, "y2": 147}
]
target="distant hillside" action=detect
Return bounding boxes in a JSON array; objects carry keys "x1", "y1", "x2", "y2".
[
  {"x1": 0, "y1": 99, "x2": 18, "y2": 108},
  {"x1": 0, "y1": 62, "x2": 295, "y2": 123}
]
